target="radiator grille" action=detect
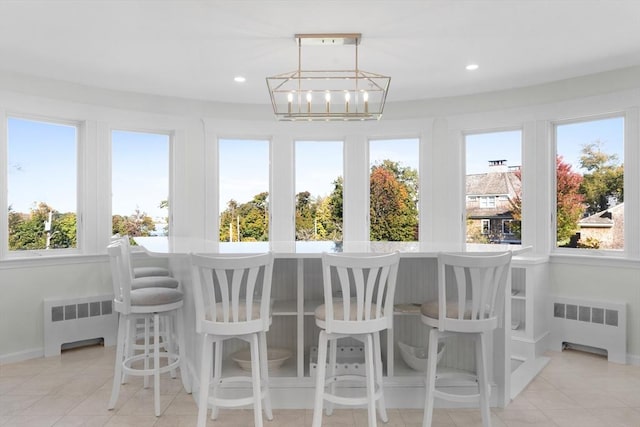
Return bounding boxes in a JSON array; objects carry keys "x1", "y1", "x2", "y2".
[
  {"x1": 550, "y1": 296, "x2": 626, "y2": 364},
  {"x1": 44, "y1": 294, "x2": 117, "y2": 357}
]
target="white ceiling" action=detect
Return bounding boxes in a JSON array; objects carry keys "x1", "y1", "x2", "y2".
[{"x1": 2, "y1": 0, "x2": 640, "y2": 106}]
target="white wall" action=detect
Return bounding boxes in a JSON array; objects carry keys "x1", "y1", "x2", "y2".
[{"x1": 2, "y1": 67, "x2": 640, "y2": 363}]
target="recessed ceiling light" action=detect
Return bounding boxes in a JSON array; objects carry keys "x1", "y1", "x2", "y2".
[
  {"x1": 465, "y1": 64, "x2": 479, "y2": 71},
  {"x1": 234, "y1": 76, "x2": 246, "y2": 83}
]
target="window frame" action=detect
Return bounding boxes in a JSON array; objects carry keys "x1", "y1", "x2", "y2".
[
  {"x1": 3, "y1": 113, "x2": 84, "y2": 258},
  {"x1": 217, "y1": 137, "x2": 272, "y2": 243},
  {"x1": 367, "y1": 137, "x2": 420, "y2": 243},
  {"x1": 293, "y1": 138, "x2": 345, "y2": 243},
  {"x1": 110, "y1": 127, "x2": 174, "y2": 243},
  {"x1": 463, "y1": 127, "x2": 524, "y2": 248},
  {"x1": 551, "y1": 113, "x2": 626, "y2": 256}
]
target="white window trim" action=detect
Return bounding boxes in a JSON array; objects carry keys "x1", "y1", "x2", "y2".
[
  {"x1": 551, "y1": 112, "x2": 630, "y2": 256},
  {"x1": 3, "y1": 113, "x2": 84, "y2": 259}
]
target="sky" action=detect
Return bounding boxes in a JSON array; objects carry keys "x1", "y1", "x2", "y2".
[
  {"x1": 218, "y1": 138, "x2": 421, "y2": 209},
  {"x1": 465, "y1": 117, "x2": 624, "y2": 175},
  {"x1": 111, "y1": 130, "x2": 169, "y2": 219},
  {"x1": 8, "y1": 117, "x2": 624, "y2": 218},
  {"x1": 8, "y1": 118, "x2": 78, "y2": 214},
  {"x1": 7, "y1": 119, "x2": 170, "y2": 219}
]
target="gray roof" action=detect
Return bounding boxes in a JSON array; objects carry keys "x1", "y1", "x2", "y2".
[
  {"x1": 466, "y1": 171, "x2": 521, "y2": 196},
  {"x1": 579, "y1": 202, "x2": 624, "y2": 227}
]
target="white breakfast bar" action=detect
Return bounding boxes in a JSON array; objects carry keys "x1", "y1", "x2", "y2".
[{"x1": 133, "y1": 237, "x2": 545, "y2": 409}]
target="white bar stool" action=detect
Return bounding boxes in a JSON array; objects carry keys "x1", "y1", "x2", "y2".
[
  {"x1": 112, "y1": 234, "x2": 171, "y2": 278},
  {"x1": 107, "y1": 241, "x2": 191, "y2": 417},
  {"x1": 420, "y1": 251, "x2": 512, "y2": 427},
  {"x1": 312, "y1": 252, "x2": 400, "y2": 427},
  {"x1": 190, "y1": 253, "x2": 275, "y2": 427}
]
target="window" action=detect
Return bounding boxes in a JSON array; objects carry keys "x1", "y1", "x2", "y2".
[
  {"x1": 7, "y1": 117, "x2": 78, "y2": 252},
  {"x1": 295, "y1": 140, "x2": 343, "y2": 242},
  {"x1": 502, "y1": 219, "x2": 513, "y2": 235},
  {"x1": 481, "y1": 219, "x2": 490, "y2": 235},
  {"x1": 555, "y1": 116, "x2": 624, "y2": 250},
  {"x1": 218, "y1": 139, "x2": 270, "y2": 242},
  {"x1": 479, "y1": 196, "x2": 496, "y2": 208},
  {"x1": 369, "y1": 138, "x2": 419, "y2": 241},
  {"x1": 112, "y1": 130, "x2": 170, "y2": 238},
  {"x1": 465, "y1": 130, "x2": 522, "y2": 244}
]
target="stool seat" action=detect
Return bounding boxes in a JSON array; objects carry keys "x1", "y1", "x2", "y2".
[
  {"x1": 130, "y1": 288, "x2": 183, "y2": 306},
  {"x1": 209, "y1": 301, "x2": 262, "y2": 322},
  {"x1": 134, "y1": 266, "x2": 171, "y2": 278},
  {"x1": 421, "y1": 300, "x2": 474, "y2": 320},
  {"x1": 314, "y1": 301, "x2": 379, "y2": 321},
  {"x1": 131, "y1": 275, "x2": 179, "y2": 290}
]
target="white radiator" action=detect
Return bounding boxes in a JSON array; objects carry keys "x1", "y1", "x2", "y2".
[
  {"x1": 549, "y1": 296, "x2": 626, "y2": 364},
  {"x1": 43, "y1": 294, "x2": 118, "y2": 357}
]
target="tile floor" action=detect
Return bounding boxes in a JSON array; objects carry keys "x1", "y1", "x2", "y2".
[{"x1": 1, "y1": 345, "x2": 640, "y2": 426}]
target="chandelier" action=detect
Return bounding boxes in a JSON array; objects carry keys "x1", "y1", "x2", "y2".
[{"x1": 266, "y1": 33, "x2": 390, "y2": 121}]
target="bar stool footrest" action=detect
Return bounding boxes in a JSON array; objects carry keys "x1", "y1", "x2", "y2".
[
  {"x1": 322, "y1": 374, "x2": 383, "y2": 406},
  {"x1": 122, "y1": 352, "x2": 181, "y2": 377}
]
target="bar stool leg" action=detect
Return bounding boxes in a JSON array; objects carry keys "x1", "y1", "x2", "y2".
[
  {"x1": 374, "y1": 331, "x2": 388, "y2": 422},
  {"x1": 422, "y1": 329, "x2": 439, "y2": 427},
  {"x1": 249, "y1": 333, "x2": 263, "y2": 427},
  {"x1": 211, "y1": 340, "x2": 223, "y2": 420},
  {"x1": 144, "y1": 317, "x2": 151, "y2": 389},
  {"x1": 154, "y1": 312, "x2": 161, "y2": 416},
  {"x1": 259, "y1": 331, "x2": 273, "y2": 420},
  {"x1": 164, "y1": 315, "x2": 177, "y2": 379},
  {"x1": 108, "y1": 314, "x2": 126, "y2": 410},
  {"x1": 176, "y1": 308, "x2": 191, "y2": 393},
  {"x1": 476, "y1": 333, "x2": 491, "y2": 427},
  {"x1": 312, "y1": 330, "x2": 329, "y2": 427},
  {"x1": 326, "y1": 339, "x2": 337, "y2": 416},
  {"x1": 364, "y1": 333, "x2": 377, "y2": 427},
  {"x1": 197, "y1": 335, "x2": 212, "y2": 427}
]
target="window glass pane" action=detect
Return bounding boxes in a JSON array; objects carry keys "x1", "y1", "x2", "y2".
[
  {"x1": 218, "y1": 139, "x2": 269, "y2": 242},
  {"x1": 369, "y1": 138, "x2": 419, "y2": 241},
  {"x1": 112, "y1": 130, "x2": 169, "y2": 238},
  {"x1": 465, "y1": 130, "x2": 522, "y2": 244},
  {"x1": 295, "y1": 141, "x2": 343, "y2": 242},
  {"x1": 8, "y1": 117, "x2": 77, "y2": 251},
  {"x1": 555, "y1": 117, "x2": 624, "y2": 250}
]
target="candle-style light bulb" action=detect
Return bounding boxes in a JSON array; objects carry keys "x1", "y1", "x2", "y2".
[
  {"x1": 363, "y1": 91, "x2": 369, "y2": 114},
  {"x1": 325, "y1": 92, "x2": 331, "y2": 113},
  {"x1": 345, "y1": 92, "x2": 351, "y2": 113},
  {"x1": 306, "y1": 92, "x2": 312, "y2": 113},
  {"x1": 287, "y1": 92, "x2": 293, "y2": 114}
]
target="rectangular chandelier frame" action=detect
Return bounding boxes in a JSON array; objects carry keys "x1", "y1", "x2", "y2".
[{"x1": 266, "y1": 33, "x2": 390, "y2": 121}]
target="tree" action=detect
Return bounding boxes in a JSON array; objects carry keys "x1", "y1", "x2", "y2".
[
  {"x1": 507, "y1": 168, "x2": 523, "y2": 241},
  {"x1": 219, "y1": 194, "x2": 269, "y2": 242},
  {"x1": 295, "y1": 191, "x2": 315, "y2": 240},
  {"x1": 579, "y1": 140, "x2": 624, "y2": 215},
  {"x1": 325, "y1": 177, "x2": 343, "y2": 240},
  {"x1": 219, "y1": 199, "x2": 239, "y2": 242},
  {"x1": 8, "y1": 202, "x2": 77, "y2": 250},
  {"x1": 370, "y1": 160, "x2": 419, "y2": 241},
  {"x1": 556, "y1": 156, "x2": 585, "y2": 245},
  {"x1": 239, "y1": 192, "x2": 269, "y2": 241},
  {"x1": 112, "y1": 208, "x2": 156, "y2": 238}
]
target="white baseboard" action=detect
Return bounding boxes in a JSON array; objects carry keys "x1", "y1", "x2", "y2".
[
  {"x1": 0, "y1": 347, "x2": 43, "y2": 365},
  {"x1": 626, "y1": 353, "x2": 640, "y2": 366}
]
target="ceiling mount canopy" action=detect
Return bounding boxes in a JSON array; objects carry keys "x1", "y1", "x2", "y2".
[{"x1": 266, "y1": 33, "x2": 390, "y2": 121}]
